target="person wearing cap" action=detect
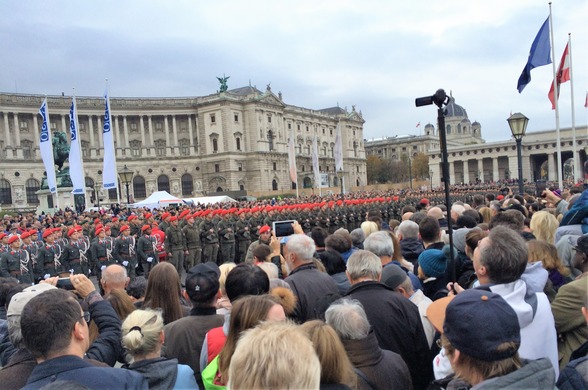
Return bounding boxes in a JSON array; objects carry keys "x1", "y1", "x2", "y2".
[
  {"x1": 182, "y1": 214, "x2": 202, "y2": 270},
  {"x1": 90, "y1": 227, "x2": 116, "y2": 283},
  {"x1": 218, "y1": 212, "x2": 236, "y2": 265},
  {"x1": 34, "y1": 229, "x2": 61, "y2": 282},
  {"x1": 20, "y1": 232, "x2": 38, "y2": 278},
  {"x1": 427, "y1": 289, "x2": 557, "y2": 389},
  {"x1": 113, "y1": 224, "x2": 137, "y2": 281},
  {"x1": 137, "y1": 225, "x2": 158, "y2": 278},
  {"x1": 128, "y1": 215, "x2": 141, "y2": 237},
  {"x1": 418, "y1": 249, "x2": 449, "y2": 301},
  {"x1": 0, "y1": 235, "x2": 34, "y2": 284},
  {"x1": 164, "y1": 216, "x2": 185, "y2": 276},
  {"x1": 163, "y1": 263, "x2": 224, "y2": 389},
  {"x1": 550, "y1": 234, "x2": 588, "y2": 370},
  {"x1": 0, "y1": 232, "x2": 9, "y2": 253},
  {"x1": 61, "y1": 228, "x2": 85, "y2": 276},
  {"x1": 159, "y1": 212, "x2": 172, "y2": 234},
  {"x1": 109, "y1": 218, "x2": 121, "y2": 238},
  {"x1": 244, "y1": 224, "x2": 272, "y2": 263},
  {"x1": 199, "y1": 212, "x2": 219, "y2": 264},
  {"x1": 345, "y1": 250, "x2": 433, "y2": 390},
  {"x1": 234, "y1": 211, "x2": 252, "y2": 264},
  {"x1": 17, "y1": 279, "x2": 147, "y2": 389}
]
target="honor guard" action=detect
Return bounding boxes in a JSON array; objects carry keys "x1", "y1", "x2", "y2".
[
  {"x1": 35, "y1": 228, "x2": 62, "y2": 281},
  {"x1": 199, "y1": 210, "x2": 219, "y2": 264},
  {"x1": 137, "y1": 225, "x2": 158, "y2": 278},
  {"x1": 113, "y1": 225, "x2": 137, "y2": 280},
  {"x1": 90, "y1": 227, "x2": 116, "y2": 281},
  {"x1": 0, "y1": 235, "x2": 34, "y2": 284},
  {"x1": 21, "y1": 231, "x2": 39, "y2": 273},
  {"x1": 182, "y1": 214, "x2": 202, "y2": 270},
  {"x1": 165, "y1": 216, "x2": 185, "y2": 276},
  {"x1": 0, "y1": 233, "x2": 9, "y2": 253},
  {"x1": 218, "y1": 211, "x2": 236, "y2": 264},
  {"x1": 235, "y1": 210, "x2": 252, "y2": 264}
]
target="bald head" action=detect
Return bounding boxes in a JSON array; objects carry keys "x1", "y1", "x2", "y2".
[
  {"x1": 427, "y1": 207, "x2": 444, "y2": 220},
  {"x1": 100, "y1": 265, "x2": 129, "y2": 295}
]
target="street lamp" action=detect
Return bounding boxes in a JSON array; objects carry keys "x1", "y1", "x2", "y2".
[
  {"x1": 118, "y1": 165, "x2": 134, "y2": 205},
  {"x1": 507, "y1": 113, "x2": 529, "y2": 195}
]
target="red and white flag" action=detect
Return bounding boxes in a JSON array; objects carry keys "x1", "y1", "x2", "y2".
[
  {"x1": 416, "y1": 122, "x2": 421, "y2": 128},
  {"x1": 584, "y1": 91, "x2": 588, "y2": 108},
  {"x1": 548, "y1": 42, "x2": 571, "y2": 109}
]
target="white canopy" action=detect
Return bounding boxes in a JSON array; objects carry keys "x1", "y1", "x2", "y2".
[
  {"x1": 182, "y1": 195, "x2": 237, "y2": 205},
  {"x1": 131, "y1": 191, "x2": 183, "y2": 210}
]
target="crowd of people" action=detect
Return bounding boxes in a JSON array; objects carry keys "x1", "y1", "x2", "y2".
[{"x1": 0, "y1": 182, "x2": 586, "y2": 389}]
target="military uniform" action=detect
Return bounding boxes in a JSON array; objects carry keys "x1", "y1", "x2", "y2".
[
  {"x1": 90, "y1": 236, "x2": 116, "y2": 281},
  {"x1": 165, "y1": 223, "x2": 185, "y2": 275},
  {"x1": 182, "y1": 222, "x2": 202, "y2": 269},
  {"x1": 199, "y1": 218, "x2": 219, "y2": 264},
  {"x1": 35, "y1": 243, "x2": 61, "y2": 280},
  {"x1": 218, "y1": 217, "x2": 236, "y2": 264},
  {"x1": 137, "y1": 232, "x2": 158, "y2": 277},
  {"x1": 114, "y1": 235, "x2": 137, "y2": 280},
  {"x1": 235, "y1": 217, "x2": 251, "y2": 264},
  {"x1": 0, "y1": 248, "x2": 34, "y2": 284}
]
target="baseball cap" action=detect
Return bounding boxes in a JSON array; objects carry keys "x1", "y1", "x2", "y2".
[
  {"x1": 185, "y1": 262, "x2": 220, "y2": 302},
  {"x1": 573, "y1": 235, "x2": 588, "y2": 255},
  {"x1": 427, "y1": 289, "x2": 520, "y2": 362},
  {"x1": 7, "y1": 283, "x2": 58, "y2": 317}
]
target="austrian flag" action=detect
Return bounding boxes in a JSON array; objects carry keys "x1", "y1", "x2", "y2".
[{"x1": 548, "y1": 43, "x2": 571, "y2": 109}]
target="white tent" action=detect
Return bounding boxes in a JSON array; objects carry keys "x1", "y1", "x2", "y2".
[
  {"x1": 131, "y1": 191, "x2": 183, "y2": 210},
  {"x1": 182, "y1": 195, "x2": 237, "y2": 205}
]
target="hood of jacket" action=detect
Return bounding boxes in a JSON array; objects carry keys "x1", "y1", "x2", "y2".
[
  {"x1": 128, "y1": 357, "x2": 178, "y2": 389},
  {"x1": 520, "y1": 262, "x2": 548, "y2": 295},
  {"x1": 488, "y1": 279, "x2": 537, "y2": 330},
  {"x1": 340, "y1": 329, "x2": 384, "y2": 368},
  {"x1": 472, "y1": 358, "x2": 556, "y2": 389}
]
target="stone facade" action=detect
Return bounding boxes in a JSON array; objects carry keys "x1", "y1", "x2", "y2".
[{"x1": 0, "y1": 86, "x2": 367, "y2": 210}]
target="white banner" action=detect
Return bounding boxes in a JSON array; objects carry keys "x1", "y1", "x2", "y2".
[
  {"x1": 320, "y1": 173, "x2": 329, "y2": 188},
  {"x1": 334, "y1": 122, "x2": 344, "y2": 172},
  {"x1": 68, "y1": 97, "x2": 85, "y2": 194},
  {"x1": 312, "y1": 134, "x2": 320, "y2": 188},
  {"x1": 287, "y1": 128, "x2": 297, "y2": 184},
  {"x1": 39, "y1": 98, "x2": 57, "y2": 193},
  {"x1": 102, "y1": 89, "x2": 117, "y2": 190}
]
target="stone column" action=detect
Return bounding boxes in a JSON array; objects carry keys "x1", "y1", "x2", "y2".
[
  {"x1": 463, "y1": 160, "x2": 470, "y2": 184},
  {"x1": 492, "y1": 157, "x2": 499, "y2": 182},
  {"x1": 188, "y1": 114, "x2": 194, "y2": 155},
  {"x1": 449, "y1": 161, "x2": 455, "y2": 185},
  {"x1": 164, "y1": 116, "x2": 171, "y2": 156},
  {"x1": 548, "y1": 153, "x2": 556, "y2": 181},
  {"x1": 172, "y1": 115, "x2": 178, "y2": 154},
  {"x1": 88, "y1": 115, "x2": 96, "y2": 158},
  {"x1": 61, "y1": 115, "x2": 67, "y2": 135},
  {"x1": 123, "y1": 115, "x2": 130, "y2": 155},
  {"x1": 139, "y1": 116, "x2": 145, "y2": 146},
  {"x1": 114, "y1": 116, "x2": 121, "y2": 157},
  {"x1": 97, "y1": 116, "x2": 103, "y2": 156},
  {"x1": 13, "y1": 113, "x2": 21, "y2": 145},
  {"x1": 148, "y1": 115, "x2": 154, "y2": 156},
  {"x1": 33, "y1": 114, "x2": 40, "y2": 159},
  {"x1": 4, "y1": 113, "x2": 11, "y2": 147},
  {"x1": 477, "y1": 159, "x2": 484, "y2": 182}
]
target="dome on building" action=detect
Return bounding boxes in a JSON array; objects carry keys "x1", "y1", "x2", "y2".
[
  {"x1": 444, "y1": 95, "x2": 468, "y2": 118},
  {"x1": 472, "y1": 121, "x2": 480, "y2": 126},
  {"x1": 425, "y1": 123, "x2": 434, "y2": 128}
]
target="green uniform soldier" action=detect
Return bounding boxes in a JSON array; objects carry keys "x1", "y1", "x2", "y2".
[
  {"x1": 182, "y1": 214, "x2": 202, "y2": 270},
  {"x1": 137, "y1": 225, "x2": 159, "y2": 278},
  {"x1": 113, "y1": 224, "x2": 137, "y2": 280},
  {"x1": 199, "y1": 211, "x2": 219, "y2": 264},
  {"x1": 165, "y1": 216, "x2": 185, "y2": 276},
  {"x1": 0, "y1": 234, "x2": 34, "y2": 284},
  {"x1": 218, "y1": 212, "x2": 236, "y2": 264}
]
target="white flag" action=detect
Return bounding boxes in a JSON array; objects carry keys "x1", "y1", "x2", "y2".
[
  {"x1": 287, "y1": 129, "x2": 297, "y2": 184},
  {"x1": 312, "y1": 135, "x2": 320, "y2": 188},
  {"x1": 102, "y1": 89, "x2": 117, "y2": 190},
  {"x1": 334, "y1": 122, "x2": 344, "y2": 172},
  {"x1": 68, "y1": 97, "x2": 85, "y2": 194},
  {"x1": 39, "y1": 98, "x2": 57, "y2": 193}
]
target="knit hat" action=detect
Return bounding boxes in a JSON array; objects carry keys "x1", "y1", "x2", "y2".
[
  {"x1": 381, "y1": 264, "x2": 409, "y2": 290},
  {"x1": 427, "y1": 289, "x2": 520, "y2": 362},
  {"x1": 452, "y1": 228, "x2": 472, "y2": 253},
  {"x1": 418, "y1": 249, "x2": 447, "y2": 278}
]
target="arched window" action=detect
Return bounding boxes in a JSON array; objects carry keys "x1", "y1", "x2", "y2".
[
  {"x1": 216, "y1": 186, "x2": 223, "y2": 192},
  {"x1": 236, "y1": 137, "x2": 241, "y2": 151},
  {"x1": 26, "y1": 178, "x2": 40, "y2": 204},
  {"x1": 272, "y1": 179, "x2": 278, "y2": 191},
  {"x1": 181, "y1": 174, "x2": 193, "y2": 196},
  {"x1": 446, "y1": 124, "x2": 451, "y2": 134},
  {"x1": 457, "y1": 124, "x2": 462, "y2": 134},
  {"x1": 212, "y1": 138, "x2": 218, "y2": 153},
  {"x1": 133, "y1": 176, "x2": 146, "y2": 199},
  {"x1": 0, "y1": 179, "x2": 12, "y2": 205},
  {"x1": 157, "y1": 175, "x2": 170, "y2": 192}
]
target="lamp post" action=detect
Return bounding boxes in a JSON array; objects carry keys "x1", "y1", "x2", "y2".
[
  {"x1": 94, "y1": 183, "x2": 101, "y2": 208},
  {"x1": 507, "y1": 113, "x2": 529, "y2": 195},
  {"x1": 118, "y1": 165, "x2": 134, "y2": 205},
  {"x1": 408, "y1": 156, "x2": 413, "y2": 189}
]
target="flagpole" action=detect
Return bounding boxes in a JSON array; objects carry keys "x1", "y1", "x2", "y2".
[
  {"x1": 73, "y1": 89, "x2": 88, "y2": 209},
  {"x1": 105, "y1": 79, "x2": 121, "y2": 205},
  {"x1": 567, "y1": 33, "x2": 579, "y2": 183},
  {"x1": 548, "y1": 2, "x2": 563, "y2": 189}
]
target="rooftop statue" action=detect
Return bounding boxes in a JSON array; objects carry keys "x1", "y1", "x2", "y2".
[{"x1": 217, "y1": 75, "x2": 230, "y2": 92}]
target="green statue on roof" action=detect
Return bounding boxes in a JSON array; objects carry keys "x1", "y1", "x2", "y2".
[{"x1": 217, "y1": 74, "x2": 230, "y2": 92}]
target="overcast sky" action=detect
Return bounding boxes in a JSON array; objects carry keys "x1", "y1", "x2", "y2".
[{"x1": 1, "y1": 0, "x2": 587, "y2": 143}]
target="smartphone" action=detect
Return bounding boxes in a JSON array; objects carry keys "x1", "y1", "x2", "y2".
[
  {"x1": 56, "y1": 277, "x2": 74, "y2": 290},
  {"x1": 272, "y1": 220, "x2": 295, "y2": 237},
  {"x1": 536, "y1": 180, "x2": 547, "y2": 197}
]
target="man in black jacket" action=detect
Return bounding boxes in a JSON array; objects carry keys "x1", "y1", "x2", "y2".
[{"x1": 345, "y1": 250, "x2": 433, "y2": 390}]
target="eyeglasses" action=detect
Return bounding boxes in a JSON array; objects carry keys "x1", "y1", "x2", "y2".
[{"x1": 81, "y1": 311, "x2": 91, "y2": 324}]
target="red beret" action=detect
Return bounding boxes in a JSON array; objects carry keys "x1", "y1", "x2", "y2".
[
  {"x1": 104, "y1": 225, "x2": 111, "y2": 231},
  {"x1": 7, "y1": 235, "x2": 20, "y2": 244},
  {"x1": 151, "y1": 222, "x2": 159, "y2": 227},
  {"x1": 179, "y1": 210, "x2": 190, "y2": 219},
  {"x1": 42, "y1": 229, "x2": 54, "y2": 239},
  {"x1": 94, "y1": 218, "x2": 101, "y2": 224},
  {"x1": 144, "y1": 213, "x2": 152, "y2": 219},
  {"x1": 67, "y1": 228, "x2": 76, "y2": 237},
  {"x1": 95, "y1": 227, "x2": 104, "y2": 235},
  {"x1": 127, "y1": 215, "x2": 136, "y2": 222},
  {"x1": 420, "y1": 198, "x2": 430, "y2": 205},
  {"x1": 497, "y1": 195, "x2": 505, "y2": 200},
  {"x1": 112, "y1": 217, "x2": 118, "y2": 222},
  {"x1": 0, "y1": 233, "x2": 7, "y2": 240},
  {"x1": 120, "y1": 225, "x2": 130, "y2": 232},
  {"x1": 259, "y1": 225, "x2": 271, "y2": 234},
  {"x1": 169, "y1": 216, "x2": 178, "y2": 222},
  {"x1": 75, "y1": 225, "x2": 83, "y2": 232},
  {"x1": 29, "y1": 229, "x2": 38, "y2": 235},
  {"x1": 162, "y1": 212, "x2": 171, "y2": 220},
  {"x1": 141, "y1": 224, "x2": 150, "y2": 232},
  {"x1": 20, "y1": 231, "x2": 30, "y2": 240}
]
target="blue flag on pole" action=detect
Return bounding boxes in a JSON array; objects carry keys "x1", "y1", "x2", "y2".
[{"x1": 517, "y1": 17, "x2": 551, "y2": 93}]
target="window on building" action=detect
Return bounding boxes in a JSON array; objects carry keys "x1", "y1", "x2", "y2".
[
  {"x1": 306, "y1": 126, "x2": 309, "y2": 132},
  {"x1": 155, "y1": 122, "x2": 163, "y2": 131},
  {"x1": 81, "y1": 141, "x2": 90, "y2": 158},
  {"x1": 215, "y1": 164, "x2": 220, "y2": 173},
  {"x1": 272, "y1": 179, "x2": 278, "y2": 191},
  {"x1": 180, "y1": 139, "x2": 190, "y2": 156},
  {"x1": 210, "y1": 114, "x2": 216, "y2": 124},
  {"x1": 236, "y1": 137, "x2": 241, "y2": 151},
  {"x1": 446, "y1": 124, "x2": 451, "y2": 134},
  {"x1": 22, "y1": 140, "x2": 33, "y2": 159},
  {"x1": 109, "y1": 187, "x2": 118, "y2": 200},
  {"x1": 288, "y1": 123, "x2": 291, "y2": 129},
  {"x1": 181, "y1": 174, "x2": 193, "y2": 196},
  {"x1": 130, "y1": 140, "x2": 142, "y2": 157},
  {"x1": 20, "y1": 121, "x2": 28, "y2": 130},
  {"x1": 273, "y1": 162, "x2": 277, "y2": 170},
  {"x1": 130, "y1": 122, "x2": 138, "y2": 132},
  {"x1": 212, "y1": 138, "x2": 218, "y2": 153},
  {"x1": 234, "y1": 114, "x2": 239, "y2": 122},
  {"x1": 0, "y1": 179, "x2": 11, "y2": 205},
  {"x1": 267, "y1": 131, "x2": 274, "y2": 151},
  {"x1": 25, "y1": 178, "x2": 40, "y2": 204},
  {"x1": 413, "y1": 145, "x2": 417, "y2": 150},
  {"x1": 239, "y1": 184, "x2": 244, "y2": 191},
  {"x1": 268, "y1": 116, "x2": 272, "y2": 123},
  {"x1": 155, "y1": 140, "x2": 166, "y2": 156},
  {"x1": 238, "y1": 163, "x2": 243, "y2": 171},
  {"x1": 157, "y1": 175, "x2": 170, "y2": 192},
  {"x1": 133, "y1": 176, "x2": 146, "y2": 199},
  {"x1": 297, "y1": 124, "x2": 300, "y2": 131},
  {"x1": 330, "y1": 129, "x2": 333, "y2": 136},
  {"x1": 301, "y1": 165, "x2": 305, "y2": 172}
]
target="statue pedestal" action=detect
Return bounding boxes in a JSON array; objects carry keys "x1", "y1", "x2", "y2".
[{"x1": 36, "y1": 187, "x2": 90, "y2": 215}]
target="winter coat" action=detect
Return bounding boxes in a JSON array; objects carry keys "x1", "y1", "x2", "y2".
[
  {"x1": 127, "y1": 357, "x2": 198, "y2": 390},
  {"x1": 471, "y1": 358, "x2": 556, "y2": 389}
]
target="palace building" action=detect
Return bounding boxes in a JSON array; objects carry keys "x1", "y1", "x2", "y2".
[{"x1": 0, "y1": 85, "x2": 367, "y2": 211}]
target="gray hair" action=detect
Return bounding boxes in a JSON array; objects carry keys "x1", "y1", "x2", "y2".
[
  {"x1": 325, "y1": 298, "x2": 371, "y2": 340},
  {"x1": 101, "y1": 264, "x2": 128, "y2": 284},
  {"x1": 350, "y1": 228, "x2": 365, "y2": 246},
  {"x1": 480, "y1": 226, "x2": 528, "y2": 284},
  {"x1": 8, "y1": 316, "x2": 24, "y2": 348},
  {"x1": 285, "y1": 234, "x2": 316, "y2": 262},
  {"x1": 346, "y1": 250, "x2": 382, "y2": 281},
  {"x1": 363, "y1": 231, "x2": 393, "y2": 258},
  {"x1": 397, "y1": 220, "x2": 419, "y2": 239},
  {"x1": 451, "y1": 204, "x2": 465, "y2": 217}
]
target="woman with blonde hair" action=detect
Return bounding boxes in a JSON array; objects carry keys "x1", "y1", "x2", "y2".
[
  {"x1": 122, "y1": 309, "x2": 198, "y2": 389},
  {"x1": 529, "y1": 210, "x2": 559, "y2": 244},
  {"x1": 527, "y1": 240, "x2": 571, "y2": 292},
  {"x1": 217, "y1": 262, "x2": 236, "y2": 315},
  {"x1": 478, "y1": 206, "x2": 493, "y2": 224},
  {"x1": 360, "y1": 221, "x2": 379, "y2": 239},
  {"x1": 301, "y1": 320, "x2": 358, "y2": 389}
]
